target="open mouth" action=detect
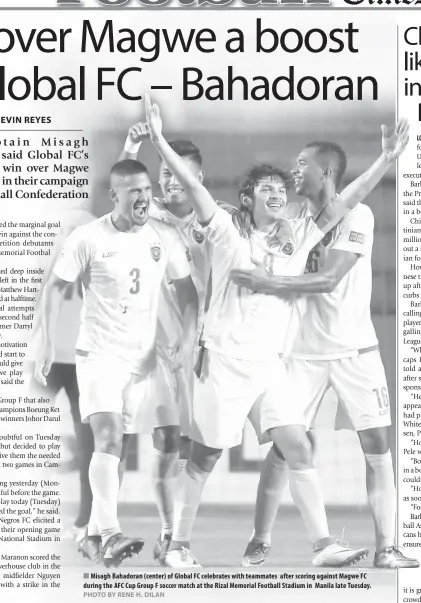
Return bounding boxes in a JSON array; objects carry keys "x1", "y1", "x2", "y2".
[
  {"x1": 167, "y1": 187, "x2": 184, "y2": 195},
  {"x1": 266, "y1": 202, "x2": 284, "y2": 210},
  {"x1": 133, "y1": 201, "x2": 148, "y2": 219},
  {"x1": 293, "y1": 177, "x2": 303, "y2": 186}
]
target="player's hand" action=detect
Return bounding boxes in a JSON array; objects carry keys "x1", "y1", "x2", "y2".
[
  {"x1": 170, "y1": 338, "x2": 195, "y2": 372},
  {"x1": 229, "y1": 260, "x2": 271, "y2": 294},
  {"x1": 216, "y1": 200, "x2": 238, "y2": 216},
  {"x1": 33, "y1": 345, "x2": 55, "y2": 387},
  {"x1": 128, "y1": 121, "x2": 150, "y2": 144},
  {"x1": 381, "y1": 118, "x2": 409, "y2": 161},
  {"x1": 267, "y1": 217, "x2": 293, "y2": 249},
  {"x1": 145, "y1": 94, "x2": 163, "y2": 142}
]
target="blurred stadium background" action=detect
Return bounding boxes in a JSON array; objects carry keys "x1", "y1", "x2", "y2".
[{"x1": 60, "y1": 107, "x2": 396, "y2": 510}]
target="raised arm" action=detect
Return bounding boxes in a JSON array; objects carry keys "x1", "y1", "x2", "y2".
[
  {"x1": 118, "y1": 121, "x2": 149, "y2": 162},
  {"x1": 316, "y1": 118, "x2": 409, "y2": 233},
  {"x1": 145, "y1": 95, "x2": 216, "y2": 224}
]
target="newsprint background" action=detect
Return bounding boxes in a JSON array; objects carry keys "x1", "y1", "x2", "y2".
[{"x1": 0, "y1": 1, "x2": 418, "y2": 602}]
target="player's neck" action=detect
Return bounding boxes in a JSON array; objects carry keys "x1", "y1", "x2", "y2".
[
  {"x1": 110, "y1": 211, "x2": 144, "y2": 233},
  {"x1": 164, "y1": 202, "x2": 194, "y2": 219},
  {"x1": 306, "y1": 187, "x2": 337, "y2": 216},
  {"x1": 253, "y1": 215, "x2": 277, "y2": 234}
]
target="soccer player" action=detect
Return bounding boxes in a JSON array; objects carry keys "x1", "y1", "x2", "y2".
[
  {"x1": 144, "y1": 95, "x2": 403, "y2": 568},
  {"x1": 230, "y1": 125, "x2": 418, "y2": 569},
  {"x1": 119, "y1": 126, "x2": 215, "y2": 562},
  {"x1": 34, "y1": 159, "x2": 198, "y2": 567},
  {"x1": 29, "y1": 208, "x2": 95, "y2": 543}
]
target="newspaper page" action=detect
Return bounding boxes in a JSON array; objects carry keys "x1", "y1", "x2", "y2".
[{"x1": 0, "y1": 0, "x2": 417, "y2": 602}]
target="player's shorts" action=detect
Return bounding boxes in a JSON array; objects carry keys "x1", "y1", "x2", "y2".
[
  {"x1": 76, "y1": 351, "x2": 155, "y2": 434},
  {"x1": 288, "y1": 348, "x2": 392, "y2": 431},
  {"x1": 136, "y1": 345, "x2": 193, "y2": 437},
  {"x1": 191, "y1": 348, "x2": 304, "y2": 449}
]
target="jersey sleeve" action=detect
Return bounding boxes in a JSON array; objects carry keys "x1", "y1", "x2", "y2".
[
  {"x1": 166, "y1": 228, "x2": 192, "y2": 281},
  {"x1": 331, "y1": 206, "x2": 374, "y2": 256},
  {"x1": 194, "y1": 207, "x2": 241, "y2": 251},
  {"x1": 53, "y1": 226, "x2": 92, "y2": 283}
]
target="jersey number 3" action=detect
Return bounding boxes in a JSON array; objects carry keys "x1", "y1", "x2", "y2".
[{"x1": 129, "y1": 268, "x2": 140, "y2": 294}]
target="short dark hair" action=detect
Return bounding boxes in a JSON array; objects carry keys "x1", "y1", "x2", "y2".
[
  {"x1": 164, "y1": 140, "x2": 202, "y2": 166},
  {"x1": 305, "y1": 141, "x2": 347, "y2": 187},
  {"x1": 110, "y1": 159, "x2": 149, "y2": 180},
  {"x1": 238, "y1": 164, "x2": 291, "y2": 200}
]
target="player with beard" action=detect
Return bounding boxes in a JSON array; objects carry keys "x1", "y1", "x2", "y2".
[
  {"x1": 144, "y1": 95, "x2": 404, "y2": 569},
  {"x1": 230, "y1": 122, "x2": 418, "y2": 569},
  {"x1": 35, "y1": 159, "x2": 198, "y2": 567}
]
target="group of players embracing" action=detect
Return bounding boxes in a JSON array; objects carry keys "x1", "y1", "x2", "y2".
[{"x1": 36, "y1": 97, "x2": 417, "y2": 571}]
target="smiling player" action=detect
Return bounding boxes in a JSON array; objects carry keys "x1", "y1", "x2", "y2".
[
  {"x1": 35, "y1": 159, "x2": 198, "y2": 567},
  {"x1": 144, "y1": 95, "x2": 400, "y2": 568},
  {"x1": 230, "y1": 122, "x2": 418, "y2": 569}
]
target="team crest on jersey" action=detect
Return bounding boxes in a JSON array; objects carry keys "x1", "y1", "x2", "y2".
[
  {"x1": 192, "y1": 228, "x2": 205, "y2": 244},
  {"x1": 282, "y1": 241, "x2": 294, "y2": 256},
  {"x1": 150, "y1": 245, "x2": 161, "y2": 262}
]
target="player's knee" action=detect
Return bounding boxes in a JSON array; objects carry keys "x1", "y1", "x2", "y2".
[
  {"x1": 291, "y1": 439, "x2": 313, "y2": 469},
  {"x1": 190, "y1": 442, "x2": 222, "y2": 473},
  {"x1": 179, "y1": 436, "x2": 191, "y2": 460},
  {"x1": 358, "y1": 426, "x2": 389, "y2": 455},
  {"x1": 153, "y1": 426, "x2": 180, "y2": 454},
  {"x1": 270, "y1": 425, "x2": 313, "y2": 469},
  {"x1": 92, "y1": 424, "x2": 123, "y2": 456},
  {"x1": 120, "y1": 434, "x2": 132, "y2": 462},
  {"x1": 272, "y1": 444, "x2": 286, "y2": 462},
  {"x1": 280, "y1": 435, "x2": 313, "y2": 470}
]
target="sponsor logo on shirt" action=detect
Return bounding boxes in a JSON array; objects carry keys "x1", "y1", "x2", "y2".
[
  {"x1": 282, "y1": 241, "x2": 294, "y2": 256},
  {"x1": 150, "y1": 245, "x2": 162, "y2": 262},
  {"x1": 192, "y1": 229, "x2": 205, "y2": 244},
  {"x1": 102, "y1": 251, "x2": 118, "y2": 258},
  {"x1": 349, "y1": 231, "x2": 365, "y2": 244}
]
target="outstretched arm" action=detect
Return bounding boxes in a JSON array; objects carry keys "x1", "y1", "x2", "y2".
[
  {"x1": 230, "y1": 250, "x2": 358, "y2": 297},
  {"x1": 230, "y1": 203, "x2": 373, "y2": 296},
  {"x1": 317, "y1": 118, "x2": 409, "y2": 233},
  {"x1": 145, "y1": 95, "x2": 217, "y2": 224}
]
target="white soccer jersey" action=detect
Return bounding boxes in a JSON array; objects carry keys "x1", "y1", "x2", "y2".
[
  {"x1": 292, "y1": 204, "x2": 378, "y2": 359},
  {"x1": 199, "y1": 208, "x2": 325, "y2": 360},
  {"x1": 53, "y1": 213, "x2": 190, "y2": 372},
  {"x1": 149, "y1": 198, "x2": 212, "y2": 346}
]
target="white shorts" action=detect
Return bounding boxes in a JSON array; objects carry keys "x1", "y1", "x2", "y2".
[
  {"x1": 191, "y1": 349, "x2": 304, "y2": 449},
  {"x1": 288, "y1": 349, "x2": 392, "y2": 431},
  {"x1": 137, "y1": 345, "x2": 193, "y2": 437},
  {"x1": 76, "y1": 352, "x2": 155, "y2": 434}
]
